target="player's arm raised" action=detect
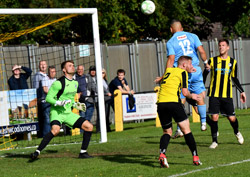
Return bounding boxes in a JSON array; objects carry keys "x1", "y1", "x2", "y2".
[
  {"x1": 166, "y1": 55, "x2": 175, "y2": 69},
  {"x1": 197, "y1": 45, "x2": 210, "y2": 70}
]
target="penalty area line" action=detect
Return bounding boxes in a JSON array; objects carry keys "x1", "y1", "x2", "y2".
[{"x1": 168, "y1": 158, "x2": 250, "y2": 177}]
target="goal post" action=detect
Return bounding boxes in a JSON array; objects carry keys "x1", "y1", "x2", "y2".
[{"x1": 0, "y1": 8, "x2": 107, "y2": 143}]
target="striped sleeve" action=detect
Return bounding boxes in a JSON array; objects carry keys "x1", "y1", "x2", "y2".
[
  {"x1": 181, "y1": 71, "x2": 188, "y2": 88},
  {"x1": 231, "y1": 60, "x2": 237, "y2": 78},
  {"x1": 231, "y1": 62, "x2": 244, "y2": 93}
]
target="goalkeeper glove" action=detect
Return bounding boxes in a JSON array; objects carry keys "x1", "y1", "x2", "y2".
[
  {"x1": 73, "y1": 102, "x2": 86, "y2": 112},
  {"x1": 55, "y1": 100, "x2": 71, "y2": 107}
]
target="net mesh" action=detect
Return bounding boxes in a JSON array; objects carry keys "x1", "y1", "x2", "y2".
[
  {"x1": 0, "y1": 14, "x2": 78, "y2": 43},
  {"x1": 0, "y1": 14, "x2": 101, "y2": 150}
]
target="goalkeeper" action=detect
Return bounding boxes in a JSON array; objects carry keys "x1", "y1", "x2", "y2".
[{"x1": 31, "y1": 60, "x2": 93, "y2": 160}]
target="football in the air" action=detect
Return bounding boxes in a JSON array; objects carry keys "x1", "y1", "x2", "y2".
[{"x1": 141, "y1": 0, "x2": 155, "y2": 15}]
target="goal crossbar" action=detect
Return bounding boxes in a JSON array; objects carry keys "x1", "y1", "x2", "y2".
[{"x1": 0, "y1": 8, "x2": 107, "y2": 143}]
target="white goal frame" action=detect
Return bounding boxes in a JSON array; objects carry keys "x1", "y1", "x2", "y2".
[{"x1": 0, "y1": 8, "x2": 107, "y2": 143}]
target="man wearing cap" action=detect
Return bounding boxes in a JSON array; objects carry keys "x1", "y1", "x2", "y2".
[
  {"x1": 8, "y1": 64, "x2": 32, "y2": 90},
  {"x1": 85, "y1": 65, "x2": 98, "y2": 122}
]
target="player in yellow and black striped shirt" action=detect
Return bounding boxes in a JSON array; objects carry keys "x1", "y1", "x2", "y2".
[
  {"x1": 203, "y1": 39, "x2": 247, "y2": 149},
  {"x1": 157, "y1": 56, "x2": 202, "y2": 168}
]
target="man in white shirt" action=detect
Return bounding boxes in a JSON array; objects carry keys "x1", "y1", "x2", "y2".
[
  {"x1": 33, "y1": 60, "x2": 47, "y2": 137},
  {"x1": 41, "y1": 66, "x2": 57, "y2": 137}
]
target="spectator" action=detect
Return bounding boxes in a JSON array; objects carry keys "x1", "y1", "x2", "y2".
[
  {"x1": 96, "y1": 69, "x2": 112, "y2": 132},
  {"x1": 85, "y1": 65, "x2": 98, "y2": 122},
  {"x1": 8, "y1": 64, "x2": 32, "y2": 140},
  {"x1": 8, "y1": 64, "x2": 32, "y2": 90},
  {"x1": 33, "y1": 60, "x2": 47, "y2": 138},
  {"x1": 109, "y1": 69, "x2": 135, "y2": 110},
  {"x1": 41, "y1": 66, "x2": 56, "y2": 137},
  {"x1": 75, "y1": 65, "x2": 87, "y2": 118}
]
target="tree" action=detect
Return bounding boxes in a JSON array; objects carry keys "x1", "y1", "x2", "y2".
[
  {"x1": 0, "y1": 0, "x2": 249, "y2": 44},
  {"x1": 198, "y1": 0, "x2": 250, "y2": 38}
]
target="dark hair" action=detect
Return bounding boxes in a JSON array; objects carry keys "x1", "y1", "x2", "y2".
[
  {"x1": 61, "y1": 60, "x2": 74, "y2": 70},
  {"x1": 177, "y1": 56, "x2": 192, "y2": 66},
  {"x1": 48, "y1": 65, "x2": 55, "y2": 71},
  {"x1": 218, "y1": 39, "x2": 229, "y2": 46},
  {"x1": 88, "y1": 65, "x2": 96, "y2": 74},
  {"x1": 170, "y1": 19, "x2": 181, "y2": 26},
  {"x1": 117, "y1": 69, "x2": 125, "y2": 75}
]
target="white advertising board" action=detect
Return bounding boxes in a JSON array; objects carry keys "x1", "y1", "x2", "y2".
[
  {"x1": 0, "y1": 90, "x2": 9, "y2": 126},
  {"x1": 122, "y1": 92, "x2": 157, "y2": 121}
]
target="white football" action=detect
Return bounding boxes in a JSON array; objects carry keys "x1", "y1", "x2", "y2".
[{"x1": 141, "y1": 0, "x2": 155, "y2": 15}]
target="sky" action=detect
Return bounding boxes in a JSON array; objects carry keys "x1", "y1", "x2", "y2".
[{"x1": 7, "y1": 89, "x2": 37, "y2": 110}]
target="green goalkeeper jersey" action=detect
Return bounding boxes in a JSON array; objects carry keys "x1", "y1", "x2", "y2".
[{"x1": 46, "y1": 76, "x2": 78, "y2": 113}]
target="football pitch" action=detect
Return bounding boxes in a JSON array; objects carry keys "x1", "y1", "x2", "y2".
[{"x1": 0, "y1": 109, "x2": 250, "y2": 177}]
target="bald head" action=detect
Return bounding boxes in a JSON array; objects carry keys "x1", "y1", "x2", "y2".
[{"x1": 170, "y1": 19, "x2": 183, "y2": 33}]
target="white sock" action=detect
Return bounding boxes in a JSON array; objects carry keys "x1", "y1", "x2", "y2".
[
  {"x1": 35, "y1": 150, "x2": 40, "y2": 154},
  {"x1": 80, "y1": 150, "x2": 87, "y2": 153}
]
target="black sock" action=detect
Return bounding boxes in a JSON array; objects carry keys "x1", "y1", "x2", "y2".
[
  {"x1": 206, "y1": 114, "x2": 212, "y2": 126},
  {"x1": 211, "y1": 120, "x2": 218, "y2": 143},
  {"x1": 184, "y1": 132, "x2": 198, "y2": 156},
  {"x1": 159, "y1": 134, "x2": 171, "y2": 154},
  {"x1": 81, "y1": 131, "x2": 92, "y2": 150},
  {"x1": 230, "y1": 118, "x2": 239, "y2": 135},
  {"x1": 37, "y1": 131, "x2": 54, "y2": 152}
]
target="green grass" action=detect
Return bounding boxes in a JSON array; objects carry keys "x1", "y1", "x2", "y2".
[{"x1": 0, "y1": 109, "x2": 250, "y2": 177}]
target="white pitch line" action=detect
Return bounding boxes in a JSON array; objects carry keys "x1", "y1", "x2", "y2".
[
  {"x1": 168, "y1": 167, "x2": 214, "y2": 177},
  {"x1": 218, "y1": 159, "x2": 250, "y2": 167},
  {"x1": 168, "y1": 158, "x2": 250, "y2": 177}
]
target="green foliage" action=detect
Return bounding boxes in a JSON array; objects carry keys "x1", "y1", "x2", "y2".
[
  {"x1": 0, "y1": 0, "x2": 249, "y2": 44},
  {"x1": 199, "y1": 0, "x2": 250, "y2": 38}
]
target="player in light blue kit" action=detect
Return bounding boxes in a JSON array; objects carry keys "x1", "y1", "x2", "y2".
[{"x1": 156, "y1": 19, "x2": 209, "y2": 137}]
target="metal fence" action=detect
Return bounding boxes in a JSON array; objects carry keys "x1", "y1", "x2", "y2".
[{"x1": 0, "y1": 38, "x2": 249, "y2": 110}]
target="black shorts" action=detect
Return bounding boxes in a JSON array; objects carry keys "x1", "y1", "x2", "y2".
[
  {"x1": 157, "y1": 102, "x2": 188, "y2": 129},
  {"x1": 208, "y1": 97, "x2": 235, "y2": 116},
  {"x1": 186, "y1": 98, "x2": 197, "y2": 107}
]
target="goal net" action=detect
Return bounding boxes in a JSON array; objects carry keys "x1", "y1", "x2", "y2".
[{"x1": 0, "y1": 8, "x2": 107, "y2": 150}]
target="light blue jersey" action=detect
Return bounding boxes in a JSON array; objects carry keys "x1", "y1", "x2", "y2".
[{"x1": 167, "y1": 31, "x2": 202, "y2": 67}]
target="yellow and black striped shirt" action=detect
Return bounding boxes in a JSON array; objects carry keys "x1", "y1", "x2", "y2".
[
  {"x1": 158, "y1": 67, "x2": 188, "y2": 103},
  {"x1": 207, "y1": 56, "x2": 237, "y2": 98}
]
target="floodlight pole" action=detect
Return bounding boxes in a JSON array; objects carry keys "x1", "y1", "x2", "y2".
[{"x1": 0, "y1": 8, "x2": 107, "y2": 143}]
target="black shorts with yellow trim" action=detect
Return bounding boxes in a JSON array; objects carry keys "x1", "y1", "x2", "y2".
[
  {"x1": 208, "y1": 97, "x2": 235, "y2": 116},
  {"x1": 157, "y1": 102, "x2": 188, "y2": 129}
]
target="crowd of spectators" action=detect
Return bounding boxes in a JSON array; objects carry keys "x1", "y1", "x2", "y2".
[{"x1": 7, "y1": 62, "x2": 134, "y2": 136}]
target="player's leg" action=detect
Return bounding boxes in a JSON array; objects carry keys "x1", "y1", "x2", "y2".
[
  {"x1": 71, "y1": 115, "x2": 93, "y2": 158},
  {"x1": 30, "y1": 121, "x2": 61, "y2": 160},
  {"x1": 79, "y1": 120, "x2": 93, "y2": 158},
  {"x1": 222, "y1": 98, "x2": 244, "y2": 144},
  {"x1": 62, "y1": 112, "x2": 94, "y2": 158},
  {"x1": 209, "y1": 114, "x2": 219, "y2": 148},
  {"x1": 172, "y1": 97, "x2": 185, "y2": 139},
  {"x1": 189, "y1": 66, "x2": 207, "y2": 131},
  {"x1": 174, "y1": 103, "x2": 202, "y2": 165},
  {"x1": 157, "y1": 103, "x2": 172, "y2": 168},
  {"x1": 197, "y1": 92, "x2": 207, "y2": 131},
  {"x1": 208, "y1": 97, "x2": 220, "y2": 149}
]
